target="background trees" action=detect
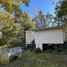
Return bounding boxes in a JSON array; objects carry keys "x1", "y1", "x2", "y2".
[
  {"x1": 33, "y1": 11, "x2": 54, "y2": 28},
  {"x1": 55, "y1": 0, "x2": 67, "y2": 32},
  {"x1": 55, "y1": 0, "x2": 67, "y2": 24}
]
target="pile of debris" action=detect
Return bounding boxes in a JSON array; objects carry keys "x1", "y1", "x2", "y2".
[{"x1": 0, "y1": 47, "x2": 22, "y2": 64}]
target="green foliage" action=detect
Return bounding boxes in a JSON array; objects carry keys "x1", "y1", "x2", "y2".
[
  {"x1": 0, "y1": 0, "x2": 35, "y2": 47},
  {"x1": 14, "y1": 6, "x2": 35, "y2": 31},
  {"x1": 33, "y1": 11, "x2": 54, "y2": 28},
  {"x1": 55, "y1": 0, "x2": 67, "y2": 23},
  {"x1": 34, "y1": 48, "x2": 42, "y2": 53},
  {"x1": 0, "y1": 38, "x2": 8, "y2": 46},
  {"x1": 0, "y1": 11, "x2": 23, "y2": 47},
  {"x1": 0, "y1": 0, "x2": 30, "y2": 13},
  {"x1": 33, "y1": 11, "x2": 46, "y2": 28},
  {"x1": 22, "y1": 0, "x2": 30, "y2": 6},
  {"x1": 22, "y1": 13, "x2": 35, "y2": 30}
]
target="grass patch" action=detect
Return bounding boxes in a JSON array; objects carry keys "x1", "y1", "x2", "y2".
[{"x1": 0, "y1": 51, "x2": 67, "y2": 67}]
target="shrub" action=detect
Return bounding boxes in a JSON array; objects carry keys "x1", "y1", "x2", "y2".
[
  {"x1": 34, "y1": 48, "x2": 42, "y2": 53},
  {"x1": 0, "y1": 38, "x2": 8, "y2": 46},
  {"x1": 57, "y1": 44, "x2": 63, "y2": 52},
  {"x1": 27, "y1": 40, "x2": 36, "y2": 51}
]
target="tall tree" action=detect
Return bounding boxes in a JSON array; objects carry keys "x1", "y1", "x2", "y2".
[
  {"x1": 33, "y1": 11, "x2": 54, "y2": 28},
  {"x1": 33, "y1": 11, "x2": 46, "y2": 28},
  {"x1": 0, "y1": 0, "x2": 29, "y2": 13},
  {"x1": 0, "y1": 11, "x2": 21, "y2": 46},
  {"x1": 55, "y1": 0, "x2": 67, "y2": 33},
  {"x1": 0, "y1": 0, "x2": 35, "y2": 47},
  {"x1": 46, "y1": 13, "x2": 54, "y2": 27},
  {"x1": 55, "y1": 0, "x2": 67, "y2": 25},
  {"x1": 13, "y1": 7, "x2": 35, "y2": 47}
]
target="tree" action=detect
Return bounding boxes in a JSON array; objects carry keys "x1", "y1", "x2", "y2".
[
  {"x1": 55, "y1": 0, "x2": 67, "y2": 24},
  {"x1": 22, "y1": 13, "x2": 35, "y2": 30},
  {"x1": 33, "y1": 11, "x2": 46, "y2": 28},
  {"x1": 13, "y1": 5, "x2": 35, "y2": 47},
  {"x1": 46, "y1": 13, "x2": 54, "y2": 27},
  {"x1": 0, "y1": 11, "x2": 15, "y2": 30},
  {"x1": 33, "y1": 11, "x2": 54, "y2": 28},
  {"x1": 0, "y1": 0, "x2": 30, "y2": 13},
  {"x1": 14, "y1": 5, "x2": 35, "y2": 31},
  {"x1": 0, "y1": 11, "x2": 22, "y2": 47},
  {"x1": 0, "y1": 0, "x2": 35, "y2": 47},
  {"x1": 55, "y1": 0, "x2": 67, "y2": 32}
]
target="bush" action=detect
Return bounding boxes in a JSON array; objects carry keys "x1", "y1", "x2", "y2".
[
  {"x1": 0, "y1": 38, "x2": 8, "y2": 46},
  {"x1": 27, "y1": 40, "x2": 36, "y2": 51},
  {"x1": 57, "y1": 44, "x2": 64, "y2": 52},
  {"x1": 34, "y1": 48, "x2": 42, "y2": 53}
]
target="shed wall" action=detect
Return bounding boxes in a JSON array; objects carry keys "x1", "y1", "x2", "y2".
[
  {"x1": 26, "y1": 31, "x2": 35, "y2": 44},
  {"x1": 35, "y1": 29, "x2": 64, "y2": 50}
]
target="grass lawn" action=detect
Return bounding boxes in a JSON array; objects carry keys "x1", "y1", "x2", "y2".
[{"x1": 0, "y1": 50, "x2": 67, "y2": 67}]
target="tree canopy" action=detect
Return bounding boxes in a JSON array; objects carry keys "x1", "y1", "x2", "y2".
[
  {"x1": 55, "y1": 0, "x2": 67, "y2": 24},
  {"x1": 0, "y1": 0, "x2": 35, "y2": 47},
  {"x1": 0, "y1": 0, "x2": 29, "y2": 13},
  {"x1": 33, "y1": 11, "x2": 54, "y2": 28},
  {"x1": 55, "y1": 0, "x2": 67, "y2": 32}
]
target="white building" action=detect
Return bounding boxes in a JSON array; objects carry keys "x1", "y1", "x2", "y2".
[
  {"x1": 0, "y1": 30, "x2": 2, "y2": 39},
  {"x1": 26, "y1": 26, "x2": 67, "y2": 50}
]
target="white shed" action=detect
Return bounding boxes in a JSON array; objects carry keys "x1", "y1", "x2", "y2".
[
  {"x1": 26, "y1": 30, "x2": 35, "y2": 44},
  {"x1": 0, "y1": 30, "x2": 2, "y2": 39},
  {"x1": 26, "y1": 27, "x2": 67, "y2": 50}
]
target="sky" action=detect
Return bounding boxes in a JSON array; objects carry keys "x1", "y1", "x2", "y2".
[{"x1": 20, "y1": 0, "x2": 59, "y2": 18}]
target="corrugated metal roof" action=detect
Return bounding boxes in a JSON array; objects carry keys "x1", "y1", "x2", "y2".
[{"x1": 29, "y1": 26, "x2": 64, "y2": 31}]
